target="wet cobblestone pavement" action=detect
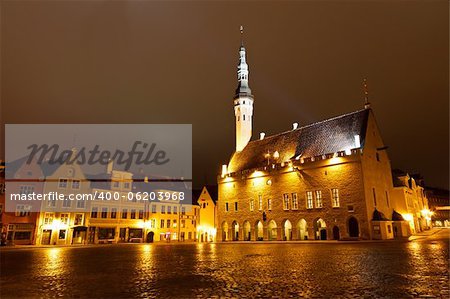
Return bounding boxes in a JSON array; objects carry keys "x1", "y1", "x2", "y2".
[{"x1": 1, "y1": 229, "x2": 448, "y2": 298}]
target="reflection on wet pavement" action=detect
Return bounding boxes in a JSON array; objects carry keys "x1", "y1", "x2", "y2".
[{"x1": 1, "y1": 231, "x2": 448, "y2": 298}]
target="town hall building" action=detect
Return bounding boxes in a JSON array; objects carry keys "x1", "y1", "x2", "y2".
[{"x1": 217, "y1": 30, "x2": 415, "y2": 241}]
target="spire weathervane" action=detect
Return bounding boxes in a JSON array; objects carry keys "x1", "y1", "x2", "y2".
[
  {"x1": 240, "y1": 25, "x2": 244, "y2": 46},
  {"x1": 363, "y1": 78, "x2": 371, "y2": 109}
]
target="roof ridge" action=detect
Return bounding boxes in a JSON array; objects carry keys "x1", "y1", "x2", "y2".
[{"x1": 248, "y1": 108, "x2": 368, "y2": 144}]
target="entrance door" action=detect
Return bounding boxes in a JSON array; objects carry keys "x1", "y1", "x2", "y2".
[
  {"x1": 348, "y1": 217, "x2": 359, "y2": 238},
  {"x1": 41, "y1": 230, "x2": 52, "y2": 245},
  {"x1": 320, "y1": 229, "x2": 327, "y2": 240},
  {"x1": 332, "y1": 226, "x2": 340, "y2": 240},
  {"x1": 146, "y1": 231, "x2": 154, "y2": 243}
]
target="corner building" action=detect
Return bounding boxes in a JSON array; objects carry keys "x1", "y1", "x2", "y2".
[{"x1": 217, "y1": 35, "x2": 402, "y2": 241}]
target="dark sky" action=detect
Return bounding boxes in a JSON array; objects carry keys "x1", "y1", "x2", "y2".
[{"x1": 1, "y1": 1, "x2": 448, "y2": 189}]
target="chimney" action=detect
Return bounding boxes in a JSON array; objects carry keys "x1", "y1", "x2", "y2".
[
  {"x1": 260, "y1": 132, "x2": 265, "y2": 140},
  {"x1": 292, "y1": 122, "x2": 298, "y2": 130},
  {"x1": 106, "y1": 159, "x2": 113, "y2": 174}
]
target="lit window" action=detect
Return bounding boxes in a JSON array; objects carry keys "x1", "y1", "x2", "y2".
[
  {"x1": 331, "y1": 189, "x2": 340, "y2": 208},
  {"x1": 138, "y1": 210, "x2": 144, "y2": 219},
  {"x1": 101, "y1": 207, "x2": 108, "y2": 218},
  {"x1": 267, "y1": 198, "x2": 272, "y2": 211},
  {"x1": 161, "y1": 206, "x2": 166, "y2": 214},
  {"x1": 249, "y1": 199, "x2": 254, "y2": 211},
  {"x1": 91, "y1": 207, "x2": 98, "y2": 218},
  {"x1": 160, "y1": 219, "x2": 165, "y2": 228},
  {"x1": 258, "y1": 194, "x2": 263, "y2": 210},
  {"x1": 44, "y1": 212, "x2": 54, "y2": 224},
  {"x1": 291, "y1": 193, "x2": 298, "y2": 210},
  {"x1": 74, "y1": 213, "x2": 84, "y2": 225},
  {"x1": 15, "y1": 205, "x2": 31, "y2": 217},
  {"x1": 283, "y1": 193, "x2": 290, "y2": 210},
  {"x1": 60, "y1": 213, "x2": 69, "y2": 224},
  {"x1": 122, "y1": 209, "x2": 128, "y2": 219},
  {"x1": 306, "y1": 191, "x2": 313, "y2": 209},
  {"x1": 130, "y1": 209, "x2": 136, "y2": 219},
  {"x1": 315, "y1": 191, "x2": 323, "y2": 208},
  {"x1": 111, "y1": 208, "x2": 117, "y2": 219}
]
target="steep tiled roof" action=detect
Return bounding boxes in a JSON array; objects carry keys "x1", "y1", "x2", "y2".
[{"x1": 228, "y1": 109, "x2": 370, "y2": 172}]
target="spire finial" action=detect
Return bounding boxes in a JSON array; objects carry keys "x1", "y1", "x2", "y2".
[
  {"x1": 363, "y1": 78, "x2": 371, "y2": 109},
  {"x1": 240, "y1": 25, "x2": 244, "y2": 46}
]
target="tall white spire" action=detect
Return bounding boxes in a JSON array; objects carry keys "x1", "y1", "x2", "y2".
[{"x1": 234, "y1": 25, "x2": 254, "y2": 152}]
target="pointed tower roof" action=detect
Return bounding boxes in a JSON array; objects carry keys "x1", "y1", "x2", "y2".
[{"x1": 235, "y1": 25, "x2": 253, "y2": 99}]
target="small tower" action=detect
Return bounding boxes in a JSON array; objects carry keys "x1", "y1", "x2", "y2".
[{"x1": 234, "y1": 26, "x2": 254, "y2": 152}]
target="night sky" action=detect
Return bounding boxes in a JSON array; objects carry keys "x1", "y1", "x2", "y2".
[{"x1": 1, "y1": 1, "x2": 448, "y2": 189}]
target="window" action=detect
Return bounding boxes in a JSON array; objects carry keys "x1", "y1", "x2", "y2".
[
  {"x1": 19, "y1": 185, "x2": 34, "y2": 195},
  {"x1": 258, "y1": 194, "x2": 263, "y2": 210},
  {"x1": 249, "y1": 199, "x2": 254, "y2": 211},
  {"x1": 62, "y1": 197, "x2": 71, "y2": 208},
  {"x1": 59, "y1": 229, "x2": 66, "y2": 239},
  {"x1": 283, "y1": 194, "x2": 290, "y2": 210},
  {"x1": 111, "y1": 208, "x2": 117, "y2": 219},
  {"x1": 124, "y1": 182, "x2": 130, "y2": 189},
  {"x1": 331, "y1": 189, "x2": 340, "y2": 208},
  {"x1": 181, "y1": 219, "x2": 185, "y2": 228},
  {"x1": 48, "y1": 200, "x2": 57, "y2": 208},
  {"x1": 173, "y1": 206, "x2": 177, "y2": 214},
  {"x1": 173, "y1": 220, "x2": 177, "y2": 228},
  {"x1": 74, "y1": 213, "x2": 84, "y2": 225},
  {"x1": 167, "y1": 206, "x2": 172, "y2": 214},
  {"x1": 76, "y1": 200, "x2": 85, "y2": 209},
  {"x1": 347, "y1": 205, "x2": 354, "y2": 212},
  {"x1": 122, "y1": 209, "x2": 128, "y2": 219},
  {"x1": 181, "y1": 207, "x2": 186, "y2": 214},
  {"x1": 15, "y1": 205, "x2": 31, "y2": 217},
  {"x1": 150, "y1": 219, "x2": 156, "y2": 228},
  {"x1": 225, "y1": 202, "x2": 229, "y2": 212},
  {"x1": 291, "y1": 193, "x2": 298, "y2": 210},
  {"x1": 44, "y1": 212, "x2": 54, "y2": 224},
  {"x1": 101, "y1": 207, "x2": 108, "y2": 218},
  {"x1": 167, "y1": 219, "x2": 171, "y2": 228},
  {"x1": 138, "y1": 210, "x2": 144, "y2": 219},
  {"x1": 161, "y1": 206, "x2": 166, "y2": 214},
  {"x1": 234, "y1": 202, "x2": 238, "y2": 211},
  {"x1": 72, "y1": 180, "x2": 80, "y2": 189},
  {"x1": 385, "y1": 191, "x2": 390, "y2": 207},
  {"x1": 151, "y1": 205, "x2": 157, "y2": 213},
  {"x1": 372, "y1": 188, "x2": 377, "y2": 206},
  {"x1": 113, "y1": 181, "x2": 120, "y2": 188},
  {"x1": 60, "y1": 213, "x2": 69, "y2": 224},
  {"x1": 58, "y1": 178, "x2": 68, "y2": 188},
  {"x1": 130, "y1": 209, "x2": 136, "y2": 219},
  {"x1": 267, "y1": 198, "x2": 272, "y2": 211},
  {"x1": 315, "y1": 191, "x2": 323, "y2": 208},
  {"x1": 160, "y1": 219, "x2": 165, "y2": 228},
  {"x1": 91, "y1": 207, "x2": 98, "y2": 218},
  {"x1": 306, "y1": 191, "x2": 313, "y2": 209}
]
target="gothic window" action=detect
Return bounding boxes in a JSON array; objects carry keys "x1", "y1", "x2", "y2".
[
  {"x1": 315, "y1": 191, "x2": 323, "y2": 208},
  {"x1": 283, "y1": 194, "x2": 290, "y2": 210},
  {"x1": 306, "y1": 192, "x2": 313, "y2": 209},
  {"x1": 291, "y1": 193, "x2": 299, "y2": 210},
  {"x1": 331, "y1": 189, "x2": 340, "y2": 207},
  {"x1": 267, "y1": 198, "x2": 272, "y2": 211},
  {"x1": 258, "y1": 194, "x2": 263, "y2": 210}
]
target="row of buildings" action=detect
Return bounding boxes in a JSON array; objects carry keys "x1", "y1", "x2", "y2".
[
  {"x1": 215, "y1": 33, "x2": 447, "y2": 241},
  {"x1": 0, "y1": 159, "x2": 218, "y2": 246}
]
